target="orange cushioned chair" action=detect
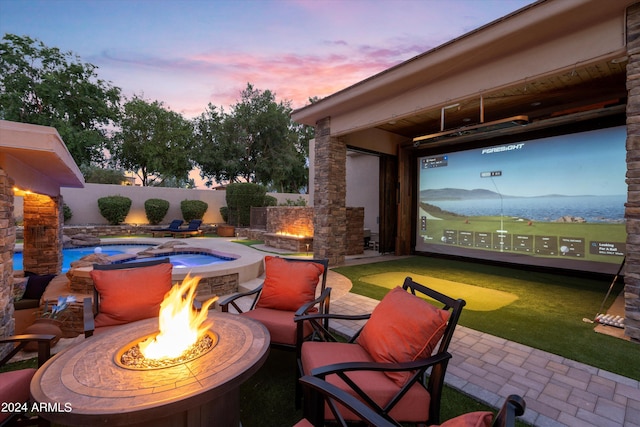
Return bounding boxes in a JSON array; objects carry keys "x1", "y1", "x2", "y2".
[
  {"x1": 296, "y1": 376, "x2": 526, "y2": 427},
  {"x1": 219, "y1": 256, "x2": 330, "y2": 350},
  {"x1": 295, "y1": 277, "x2": 465, "y2": 425},
  {"x1": 0, "y1": 334, "x2": 56, "y2": 427},
  {"x1": 83, "y1": 258, "x2": 173, "y2": 337}
]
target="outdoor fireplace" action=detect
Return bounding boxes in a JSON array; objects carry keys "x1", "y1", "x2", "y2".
[
  {"x1": 264, "y1": 206, "x2": 314, "y2": 252},
  {"x1": 264, "y1": 231, "x2": 313, "y2": 252}
]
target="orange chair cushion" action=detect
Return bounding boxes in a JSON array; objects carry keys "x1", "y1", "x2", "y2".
[
  {"x1": 437, "y1": 411, "x2": 493, "y2": 427},
  {"x1": 301, "y1": 341, "x2": 430, "y2": 422},
  {"x1": 0, "y1": 369, "x2": 36, "y2": 423},
  {"x1": 256, "y1": 256, "x2": 324, "y2": 311},
  {"x1": 91, "y1": 263, "x2": 173, "y2": 327},
  {"x1": 242, "y1": 307, "x2": 313, "y2": 346},
  {"x1": 357, "y1": 286, "x2": 450, "y2": 386}
]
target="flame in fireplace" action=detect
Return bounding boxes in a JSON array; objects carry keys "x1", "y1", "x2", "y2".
[
  {"x1": 276, "y1": 231, "x2": 310, "y2": 238},
  {"x1": 138, "y1": 275, "x2": 218, "y2": 360}
]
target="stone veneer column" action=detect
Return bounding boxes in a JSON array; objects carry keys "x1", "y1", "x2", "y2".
[
  {"x1": 0, "y1": 168, "x2": 16, "y2": 357},
  {"x1": 22, "y1": 193, "x2": 63, "y2": 275},
  {"x1": 625, "y1": 3, "x2": 640, "y2": 342},
  {"x1": 313, "y1": 117, "x2": 346, "y2": 265}
]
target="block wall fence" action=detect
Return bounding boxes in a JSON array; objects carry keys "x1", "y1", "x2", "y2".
[{"x1": 14, "y1": 183, "x2": 308, "y2": 226}]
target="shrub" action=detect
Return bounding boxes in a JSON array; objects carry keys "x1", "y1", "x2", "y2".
[
  {"x1": 280, "y1": 196, "x2": 307, "y2": 206},
  {"x1": 181, "y1": 200, "x2": 208, "y2": 222},
  {"x1": 264, "y1": 195, "x2": 278, "y2": 207},
  {"x1": 62, "y1": 203, "x2": 73, "y2": 223},
  {"x1": 97, "y1": 195, "x2": 132, "y2": 225},
  {"x1": 80, "y1": 164, "x2": 127, "y2": 184},
  {"x1": 220, "y1": 206, "x2": 229, "y2": 223},
  {"x1": 225, "y1": 183, "x2": 269, "y2": 226},
  {"x1": 144, "y1": 198, "x2": 170, "y2": 225}
]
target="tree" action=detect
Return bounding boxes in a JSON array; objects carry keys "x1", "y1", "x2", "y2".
[
  {"x1": 0, "y1": 34, "x2": 121, "y2": 166},
  {"x1": 111, "y1": 95, "x2": 194, "y2": 187},
  {"x1": 193, "y1": 83, "x2": 309, "y2": 192},
  {"x1": 192, "y1": 103, "x2": 245, "y2": 186},
  {"x1": 80, "y1": 164, "x2": 126, "y2": 184}
]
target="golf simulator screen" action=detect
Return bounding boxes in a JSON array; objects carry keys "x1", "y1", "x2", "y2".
[{"x1": 415, "y1": 125, "x2": 626, "y2": 274}]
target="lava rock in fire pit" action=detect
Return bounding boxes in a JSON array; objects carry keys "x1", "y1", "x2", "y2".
[{"x1": 118, "y1": 333, "x2": 215, "y2": 370}]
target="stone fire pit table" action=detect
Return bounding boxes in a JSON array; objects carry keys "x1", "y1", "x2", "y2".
[{"x1": 31, "y1": 312, "x2": 270, "y2": 426}]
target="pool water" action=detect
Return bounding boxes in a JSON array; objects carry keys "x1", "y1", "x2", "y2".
[
  {"x1": 124, "y1": 253, "x2": 231, "y2": 269},
  {"x1": 13, "y1": 244, "x2": 231, "y2": 272}
]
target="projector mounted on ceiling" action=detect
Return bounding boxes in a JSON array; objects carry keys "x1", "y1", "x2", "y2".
[{"x1": 413, "y1": 115, "x2": 530, "y2": 147}]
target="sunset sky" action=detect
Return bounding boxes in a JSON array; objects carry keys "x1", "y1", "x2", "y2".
[{"x1": 1, "y1": 0, "x2": 534, "y2": 119}]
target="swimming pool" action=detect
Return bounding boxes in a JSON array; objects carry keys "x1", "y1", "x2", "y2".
[{"x1": 13, "y1": 244, "x2": 233, "y2": 272}]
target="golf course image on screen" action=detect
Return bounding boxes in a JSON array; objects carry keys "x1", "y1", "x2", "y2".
[{"x1": 416, "y1": 125, "x2": 626, "y2": 274}]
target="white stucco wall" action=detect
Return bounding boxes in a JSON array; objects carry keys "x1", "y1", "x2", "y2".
[
  {"x1": 346, "y1": 152, "x2": 380, "y2": 234},
  {"x1": 14, "y1": 183, "x2": 307, "y2": 225}
]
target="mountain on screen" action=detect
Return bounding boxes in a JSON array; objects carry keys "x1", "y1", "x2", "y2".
[
  {"x1": 421, "y1": 188, "x2": 579, "y2": 200},
  {"x1": 420, "y1": 188, "x2": 510, "y2": 200}
]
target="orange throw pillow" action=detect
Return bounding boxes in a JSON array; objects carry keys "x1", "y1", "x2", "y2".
[
  {"x1": 437, "y1": 411, "x2": 493, "y2": 427},
  {"x1": 91, "y1": 263, "x2": 173, "y2": 327},
  {"x1": 357, "y1": 286, "x2": 450, "y2": 386},
  {"x1": 255, "y1": 256, "x2": 324, "y2": 311}
]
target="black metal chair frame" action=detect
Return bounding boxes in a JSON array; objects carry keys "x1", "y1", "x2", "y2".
[
  {"x1": 299, "y1": 375, "x2": 400, "y2": 427},
  {"x1": 0, "y1": 334, "x2": 56, "y2": 427},
  {"x1": 295, "y1": 276, "x2": 466, "y2": 425},
  {"x1": 299, "y1": 375, "x2": 526, "y2": 427},
  {"x1": 219, "y1": 257, "x2": 331, "y2": 352}
]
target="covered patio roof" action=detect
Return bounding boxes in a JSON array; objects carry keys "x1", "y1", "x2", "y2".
[
  {"x1": 292, "y1": 0, "x2": 632, "y2": 153},
  {"x1": 0, "y1": 120, "x2": 84, "y2": 196}
]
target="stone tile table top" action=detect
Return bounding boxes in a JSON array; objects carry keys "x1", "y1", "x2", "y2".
[{"x1": 30, "y1": 312, "x2": 269, "y2": 427}]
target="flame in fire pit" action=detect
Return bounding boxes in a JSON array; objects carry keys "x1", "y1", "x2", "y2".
[{"x1": 138, "y1": 275, "x2": 218, "y2": 360}]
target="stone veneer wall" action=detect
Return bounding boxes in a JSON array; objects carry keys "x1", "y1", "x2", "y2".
[
  {"x1": 346, "y1": 208, "x2": 364, "y2": 255},
  {"x1": 16, "y1": 224, "x2": 219, "y2": 241},
  {"x1": 67, "y1": 270, "x2": 238, "y2": 298},
  {"x1": 313, "y1": 117, "x2": 347, "y2": 265},
  {"x1": 0, "y1": 169, "x2": 16, "y2": 360},
  {"x1": 263, "y1": 206, "x2": 363, "y2": 255},
  {"x1": 626, "y1": 3, "x2": 640, "y2": 343},
  {"x1": 266, "y1": 206, "x2": 314, "y2": 236},
  {"x1": 22, "y1": 192, "x2": 62, "y2": 274}
]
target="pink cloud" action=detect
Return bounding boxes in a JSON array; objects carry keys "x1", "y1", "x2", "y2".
[{"x1": 95, "y1": 37, "x2": 430, "y2": 116}]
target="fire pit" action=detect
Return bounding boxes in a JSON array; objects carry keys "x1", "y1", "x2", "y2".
[
  {"x1": 116, "y1": 330, "x2": 217, "y2": 370},
  {"x1": 30, "y1": 312, "x2": 269, "y2": 426}
]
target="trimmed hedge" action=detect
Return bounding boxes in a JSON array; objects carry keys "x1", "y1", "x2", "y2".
[
  {"x1": 97, "y1": 195, "x2": 132, "y2": 225},
  {"x1": 144, "y1": 198, "x2": 170, "y2": 225},
  {"x1": 181, "y1": 199, "x2": 208, "y2": 222}
]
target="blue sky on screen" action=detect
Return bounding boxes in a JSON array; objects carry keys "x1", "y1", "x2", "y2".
[{"x1": 419, "y1": 126, "x2": 627, "y2": 197}]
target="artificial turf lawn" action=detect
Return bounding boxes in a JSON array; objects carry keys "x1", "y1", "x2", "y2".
[
  {"x1": 361, "y1": 272, "x2": 518, "y2": 311},
  {"x1": 333, "y1": 255, "x2": 639, "y2": 381}
]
